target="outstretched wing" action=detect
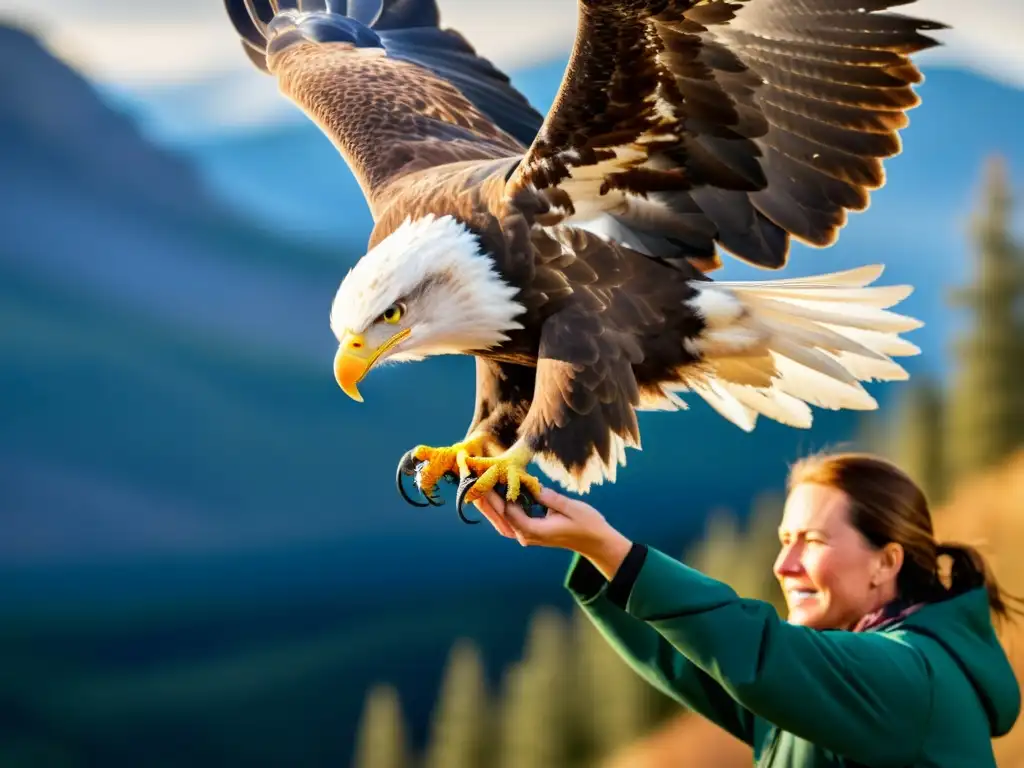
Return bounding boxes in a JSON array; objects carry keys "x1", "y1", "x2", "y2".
[
  {"x1": 505, "y1": 0, "x2": 946, "y2": 271},
  {"x1": 224, "y1": 0, "x2": 544, "y2": 218}
]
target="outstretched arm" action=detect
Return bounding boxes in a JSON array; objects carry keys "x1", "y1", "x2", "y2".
[
  {"x1": 564, "y1": 548, "x2": 759, "y2": 745},
  {"x1": 489, "y1": 489, "x2": 933, "y2": 767},
  {"x1": 473, "y1": 491, "x2": 758, "y2": 745},
  {"x1": 611, "y1": 543, "x2": 932, "y2": 764}
]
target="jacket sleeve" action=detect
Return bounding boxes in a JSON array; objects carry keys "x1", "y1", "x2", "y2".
[
  {"x1": 611, "y1": 543, "x2": 934, "y2": 766},
  {"x1": 564, "y1": 546, "x2": 757, "y2": 745}
]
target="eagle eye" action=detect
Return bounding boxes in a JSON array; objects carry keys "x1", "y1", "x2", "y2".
[{"x1": 381, "y1": 302, "x2": 405, "y2": 325}]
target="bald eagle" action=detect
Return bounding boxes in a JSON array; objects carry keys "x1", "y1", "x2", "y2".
[{"x1": 224, "y1": 0, "x2": 942, "y2": 519}]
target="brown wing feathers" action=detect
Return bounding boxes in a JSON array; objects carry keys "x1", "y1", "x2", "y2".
[
  {"x1": 507, "y1": 0, "x2": 945, "y2": 272},
  {"x1": 223, "y1": 0, "x2": 526, "y2": 218},
  {"x1": 514, "y1": 226, "x2": 706, "y2": 492}
]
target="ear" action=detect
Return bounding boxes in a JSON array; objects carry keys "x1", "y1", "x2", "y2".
[{"x1": 872, "y1": 542, "x2": 905, "y2": 587}]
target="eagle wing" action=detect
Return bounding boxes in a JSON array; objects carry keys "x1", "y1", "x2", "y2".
[
  {"x1": 504, "y1": 0, "x2": 946, "y2": 272},
  {"x1": 224, "y1": 0, "x2": 543, "y2": 219}
]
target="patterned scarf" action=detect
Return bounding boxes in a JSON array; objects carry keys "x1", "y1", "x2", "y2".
[{"x1": 851, "y1": 597, "x2": 924, "y2": 633}]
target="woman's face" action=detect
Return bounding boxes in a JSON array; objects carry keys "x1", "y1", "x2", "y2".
[{"x1": 773, "y1": 482, "x2": 894, "y2": 630}]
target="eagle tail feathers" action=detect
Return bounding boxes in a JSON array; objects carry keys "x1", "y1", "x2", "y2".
[{"x1": 680, "y1": 265, "x2": 921, "y2": 431}]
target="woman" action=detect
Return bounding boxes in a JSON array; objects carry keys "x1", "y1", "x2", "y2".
[{"x1": 472, "y1": 452, "x2": 1021, "y2": 766}]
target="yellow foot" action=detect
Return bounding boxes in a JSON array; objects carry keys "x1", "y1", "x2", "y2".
[
  {"x1": 395, "y1": 435, "x2": 492, "y2": 510},
  {"x1": 454, "y1": 448, "x2": 545, "y2": 522}
]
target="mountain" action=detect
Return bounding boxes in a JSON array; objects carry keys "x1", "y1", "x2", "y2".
[{"x1": 1, "y1": 21, "x2": 1011, "y2": 766}]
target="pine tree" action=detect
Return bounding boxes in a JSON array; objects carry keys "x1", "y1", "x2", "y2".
[
  {"x1": 745, "y1": 491, "x2": 788, "y2": 614},
  {"x1": 685, "y1": 507, "x2": 744, "y2": 584},
  {"x1": 684, "y1": 494, "x2": 786, "y2": 614},
  {"x1": 569, "y1": 605, "x2": 672, "y2": 763},
  {"x1": 947, "y1": 155, "x2": 1024, "y2": 482},
  {"x1": 351, "y1": 683, "x2": 410, "y2": 768},
  {"x1": 421, "y1": 639, "x2": 491, "y2": 768},
  {"x1": 890, "y1": 377, "x2": 947, "y2": 504},
  {"x1": 495, "y1": 608, "x2": 570, "y2": 768},
  {"x1": 853, "y1": 402, "x2": 898, "y2": 459}
]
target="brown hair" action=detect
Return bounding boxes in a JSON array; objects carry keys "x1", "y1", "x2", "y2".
[{"x1": 786, "y1": 451, "x2": 1021, "y2": 622}]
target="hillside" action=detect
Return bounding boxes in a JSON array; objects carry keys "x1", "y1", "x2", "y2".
[
  {"x1": 935, "y1": 452, "x2": 1024, "y2": 766},
  {"x1": 604, "y1": 450, "x2": 1024, "y2": 768}
]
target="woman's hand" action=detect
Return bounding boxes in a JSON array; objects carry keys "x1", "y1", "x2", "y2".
[{"x1": 472, "y1": 487, "x2": 634, "y2": 581}]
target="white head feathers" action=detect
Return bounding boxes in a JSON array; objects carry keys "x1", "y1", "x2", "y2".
[{"x1": 329, "y1": 214, "x2": 526, "y2": 361}]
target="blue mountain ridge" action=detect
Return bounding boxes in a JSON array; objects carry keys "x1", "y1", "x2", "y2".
[{"x1": 3, "y1": 21, "x2": 1022, "y2": 766}]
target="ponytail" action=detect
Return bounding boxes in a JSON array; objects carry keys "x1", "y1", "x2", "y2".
[{"x1": 936, "y1": 541, "x2": 1024, "y2": 623}]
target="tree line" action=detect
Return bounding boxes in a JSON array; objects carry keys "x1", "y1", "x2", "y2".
[{"x1": 861, "y1": 155, "x2": 1024, "y2": 505}]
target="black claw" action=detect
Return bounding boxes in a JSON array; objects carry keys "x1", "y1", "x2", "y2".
[
  {"x1": 395, "y1": 450, "x2": 430, "y2": 508},
  {"x1": 397, "y1": 448, "x2": 547, "y2": 523},
  {"x1": 455, "y1": 475, "x2": 480, "y2": 524},
  {"x1": 454, "y1": 476, "x2": 549, "y2": 525},
  {"x1": 396, "y1": 449, "x2": 465, "y2": 509},
  {"x1": 495, "y1": 483, "x2": 548, "y2": 519},
  {"x1": 421, "y1": 482, "x2": 444, "y2": 507},
  {"x1": 414, "y1": 461, "x2": 448, "y2": 507}
]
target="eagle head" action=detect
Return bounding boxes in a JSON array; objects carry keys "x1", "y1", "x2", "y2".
[{"x1": 329, "y1": 214, "x2": 525, "y2": 402}]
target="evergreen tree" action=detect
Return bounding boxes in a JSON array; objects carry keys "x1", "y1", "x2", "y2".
[
  {"x1": 421, "y1": 639, "x2": 491, "y2": 768},
  {"x1": 745, "y1": 491, "x2": 788, "y2": 614},
  {"x1": 890, "y1": 377, "x2": 947, "y2": 504},
  {"x1": 496, "y1": 608, "x2": 570, "y2": 768},
  {"x1": 853, "y1": 403, "x2": 895, "y2": 458},
  {"x1": 684, "y1": 493, "x2": 786, "y2": 614},
  {"x1": 569, "y1": 605, "x2": 672, "y2": 763},
  {"x1": 947, "y1": 155, "x2": 1024, "y2": 482},
  {"x1": 685, "y1": 507, "x2": 744, "y2": 583},
  {"x1": 351, "y1": 683, "x2": 410, "y2": 768}
]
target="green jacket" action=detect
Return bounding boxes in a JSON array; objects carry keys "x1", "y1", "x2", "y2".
[{"x1": 565, "y1": 543, "x2": 1021, "y2": 767}]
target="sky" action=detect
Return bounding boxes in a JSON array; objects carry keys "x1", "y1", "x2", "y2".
[{"x1": 5, "y1": 0, "x2": 1024, "y2": 136}]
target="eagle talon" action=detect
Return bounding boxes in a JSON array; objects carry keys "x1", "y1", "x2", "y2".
[
  {"x1": 518, "y1": 487, "x2": 548, "y2": 519},
  {"x1": 454, "y1": 475, "x2": 548, "y2": 524},
  {"x1": 395, "y1": 441, "x2": 489, "y2": 511},
  {"x1": 420, "y1": 480, "x2": 444, "y2": 507},
  {"x1": 454, "y1": 476, "x2": 482, "y2": 525},
  {"x1": 414, "y1": 462, "x2": 446, "y2": 507},
  {"x1": 393, "y1": 450, "x2": 434, "y2": 512},
  {"x1": 494, "y1": 482, "x2": 547, "y2": 519}
]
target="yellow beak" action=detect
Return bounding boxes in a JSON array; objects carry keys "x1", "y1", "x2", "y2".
[{"x1": 333, "y1": 328, "x2": 411, "y2": 402}]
